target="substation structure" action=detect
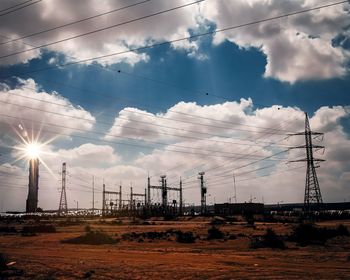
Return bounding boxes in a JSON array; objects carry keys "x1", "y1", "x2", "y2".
[
  {"x1": 147, "y1": 175, "x2": 183, "y2": 216},
  {"x1": 102, "y1": 184, "x2": 147, "y2": 216}
]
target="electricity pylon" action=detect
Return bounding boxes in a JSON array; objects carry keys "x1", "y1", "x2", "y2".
[
  {"x1": 58, "y1": 162, "x2": 68, "y2": 215},
  {"x1": 289, "y1": 112, "x2": 325, "y2": 212}
]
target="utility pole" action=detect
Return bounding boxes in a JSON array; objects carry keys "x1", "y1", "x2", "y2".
[
  {"x1": 160, "y1": 175, "x2": 167, "y2": 210},
  {"x1": 198, "y1": 172, "x2": 206, "y2": 215},
  {"x1": 130, "y1": 186, "x2": 133, "y2": 210},
  {"x1": 92, "y1": 176, "x2": 95, "y2": 213},
  {"x1": 102, "y1": 182, "x2": 105, "y2": 216},
  {"x1": 147, "y1": 175, "x2": 151, "y2": 206},
  {"x1": 233, "y1": 172, "x2": 237, "y2": 203},
  {"x1": 74, "y1": 200, "x2": 78, "y2": 211},
  {"x1": 119, "y1": 184, "x2": 122, "y2": 210},
  {"x1": 144, "y1": 188, "x2": 147, "y2": 206},
  {"x1": 179, "y1": 178, "x2": 183, "y2": 215},
  {"x1": 289, "y1": 112, "x2": 325, "y2": 212},
  {"x1": 58, "y1": 162, "x2": 68, "y2": 215}
]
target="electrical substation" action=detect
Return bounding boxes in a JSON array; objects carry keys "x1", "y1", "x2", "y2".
[{"x1": 21, "y1": 111, "x2": 340, "y2": 218}]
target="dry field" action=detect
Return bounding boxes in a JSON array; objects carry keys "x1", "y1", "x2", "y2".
[{"x1": 0, "y1": 217, "x2": 350, "y2": 279}]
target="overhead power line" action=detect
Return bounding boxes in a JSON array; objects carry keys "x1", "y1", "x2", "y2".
[
  {"x1": 1, "y1": 89, "x2": 293, "y2": 146},
  {"x1": 183, "y1": 165, "x2": 305, "y2": 191},
  {"x1": 6, "y1": 77, "x2": 293, "y2": 136},
  {"x1": 115, "y1": 69, "x2": 275, "y2": 108},
  {"x1": 1, "y1": 0, "x2": 347, "y2": 79},
  {"x1": 0, "y1": 0, "x2": 34, "y2": 13},
  {"x1": 0, "y1": 111, "x2": 291, "y2": 160},
  {"x1": 0, "y1": 0, "x2": 151, "y2": 45},
  {"x1": 0, "y1": 0, "x2": 41, "y2": 17},
  {"x1": 0, "y1": 0, "x2": 204, "y2": 60},
  {"x1": 180, "y1": 119, "x2": 295, "y2": 182}
]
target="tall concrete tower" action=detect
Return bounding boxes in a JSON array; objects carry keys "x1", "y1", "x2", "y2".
[{"x1": 26, "y1": 158, "x2": 39, "y2": 213}]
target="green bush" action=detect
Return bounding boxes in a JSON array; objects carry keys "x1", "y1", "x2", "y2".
[
  {"x1": 289, "y1": 223, "x2": 349, "y2": 246},
  {"x1": 0, "y1": 253, "x2": 7, "y2": 271},
  {"x1": 251, "y1": 228, "x2": 285, "y2": 249},
  {"x1": 207, "y1": 226, "x2": 224, "y2": 240},
  {"x1": 22, "y1": 224, "x2": 56, "y2": 234},
  {"x1": 62, "y1": 230, "x2": 117, "y2": 245},
  {"x1": 176, "y1": 231, "x2": 196, "y2": 243}
]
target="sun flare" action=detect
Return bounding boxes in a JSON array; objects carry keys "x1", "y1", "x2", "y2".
[{"x1": 25, "y1": 142, "x2": 42, "y2": 159}]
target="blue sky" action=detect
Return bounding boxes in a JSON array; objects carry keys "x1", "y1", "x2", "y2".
[{"x1": 0, "y1": 0, "x2": 350, "y2": 211}]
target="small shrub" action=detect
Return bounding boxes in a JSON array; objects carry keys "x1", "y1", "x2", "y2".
[
  {"x1": 210, "y1": 217, "x2": 226, "y2": 225},
  {"x1": 244, "y1": 212, "x2": 255, "y2": 226},
  {"x1": 176, "y1": 231, "x2": 196, "y2": 243},
  {"x1": 207, "y1": 226, "x2": 224, "y2": 240},
  {"x1": 112, "y1": 220, "x2": 123, "y2": 225},
  {"x1": 0, "y1": 226, "x2": 17, "y2": 234},
  {"x1": 62, "y1": 230, "x2": 117, "y2": 245},
  {"x1": 22, "y1": 224, "x2": 56, "y2": 234},
  {"x1": 251, "y1": 228, "x2": 285, "y2": 249},
  {"x1": 336, "y1": 224, "x2": 349, "y2": 236},
  {"x1": 289, "y1": 223, "x2": 349, "y2": 246},
  {"x1": 83, "y1": 270, "x2": 95, "y2": 278},
  {"x1": 84, "y1": 225, "x2": 91, "y2": 232},
  {"x1": 0, "y1": 253, "x2": 8, "y2": 271},
  {"x1": 228, "y1": 234, "x2": 237, "y2": 240}
]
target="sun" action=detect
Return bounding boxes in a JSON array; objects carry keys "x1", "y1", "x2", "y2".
[{"x1": 25, "y1": 142, "x2": 42, "y2": 159}]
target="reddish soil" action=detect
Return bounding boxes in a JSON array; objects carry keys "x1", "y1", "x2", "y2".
[{"x1": 0, "y1": 218, "x2": 350, "y2": 279}]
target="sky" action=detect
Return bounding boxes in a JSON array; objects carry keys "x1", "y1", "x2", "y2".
[{"x1": 0, "y1": 0, "x2": 349, "y2": 212}]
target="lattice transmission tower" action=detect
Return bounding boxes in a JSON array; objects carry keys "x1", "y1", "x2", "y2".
[
  {"x1": 58, "y1": 162, "x2": 68, "y2": 214},
  {"x1": 289, "y1": 112, "x2": 325, "y2": 211}
]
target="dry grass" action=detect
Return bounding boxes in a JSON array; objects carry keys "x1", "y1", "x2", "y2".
[{"x1": 0, "y1": 217, "x2": 349, "y2": 279}]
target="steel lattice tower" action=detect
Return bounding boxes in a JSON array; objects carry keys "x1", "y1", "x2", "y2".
[
  {"x1": 58, "y1": 162, "x2": 68, "y2": 215},
  {"x1": 198, "y1": 172, "x2": 206, "y2": 215},
  {"x1": 289, "y1": 112, "x2": 325, "y2": 211}
]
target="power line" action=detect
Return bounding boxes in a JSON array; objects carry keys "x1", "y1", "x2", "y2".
[
  {"x1": 2, "y1": 0, "x2": 347, "y2": 78},
  {"x1": 0, "y1": 0, "x2": 151, "y2": 45},
  {"x1": 179, "y1": 115, "x2": 300, "y2": 181},
  {"x1": 1, "y1": 22, "x2": 289, "y2": 134},
  {"x1": 0, "y1": 0, "x2": 41, "y2": 17},
  {"x1": 3, "y1": 80, "x2": 291, "y2": 136},
  {"x1": 115, "y1": 69, "x2": 274, "y2": 109},
  {"x1": 0, "y1": 0, "x2": 34, "y2": 13},
  {"x1": 0, "y1": 114, "x2": 292, "y2": 161},
  {"x1": 1, "y1": 89, "x2": 294, "y2": 146},
  {"x1": 0, "y1": 100, "x2": 291, "y2": 155},
  {"x1": 183, "y1": 165, "x2": 305, "y2": 190},
  {"x1": 0, "y1": 0, "x2": 204, "y2": 60}
]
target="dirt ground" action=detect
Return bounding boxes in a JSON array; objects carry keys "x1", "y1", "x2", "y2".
[{"x1": 0, "y1": 217, "x2": 350, "y2": 279}]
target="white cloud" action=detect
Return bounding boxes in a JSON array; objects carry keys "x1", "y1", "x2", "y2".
[
  {"x1": 201, "y1": 0, "x2": 350, "y2": 83},
  {"x1": 0, "y1": 1, "x2": 348, "y2": 82},
  {"x1": 0, "y1": 0, "x2": 201, "y2": 66},
  {"x1": 54, "y1": 143, "x2": 120, "y2": 167},
  {"x1": 0, "y1": 97, "x2": 349, "y2": 210},
  {"x1": 0, "y1": 78, "x2": 95, "y2": 142}
]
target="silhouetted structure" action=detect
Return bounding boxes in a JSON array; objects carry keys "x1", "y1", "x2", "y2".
[
  {"x1": 214, "y1": 203, "x2": 264, "y2": 216},
  {"x1": 289, "y1": 112, "x2": 324, "y2": 212},
  {"x1": 58, "y1": 162, "x2": 68, "y2": 215},
  {"x1": 198, "y1": 172, "x2": 206, "y2": 214},
  {"x1": 26, "y1": 158, "x2": 39, "y2": 213},
  {"x1": 147, "y1": 175, "x2": 182, "y2": 216},
  {"x1": 102, "y1": 183, "x2": 122, "y2": 216}
]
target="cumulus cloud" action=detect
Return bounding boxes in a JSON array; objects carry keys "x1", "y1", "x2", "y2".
[
  {"x1": 0, "y1": 1, "x2": 349, "y2": 82},
  {"x1": 0, "y1": 98, "x2": 349, "y2": 210},
  {"x1": 0, "y1": 78, "x2": 95, "y2": 143},
  {"x1": 201, "y1": 0, "x2": 350, "y2": 83},
  {"x1": 54, "y1": 143, "x2": 120, "y2": 168},
  {"x1": 0, "y1": 0, "x2": 201, "y2": 66}
]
